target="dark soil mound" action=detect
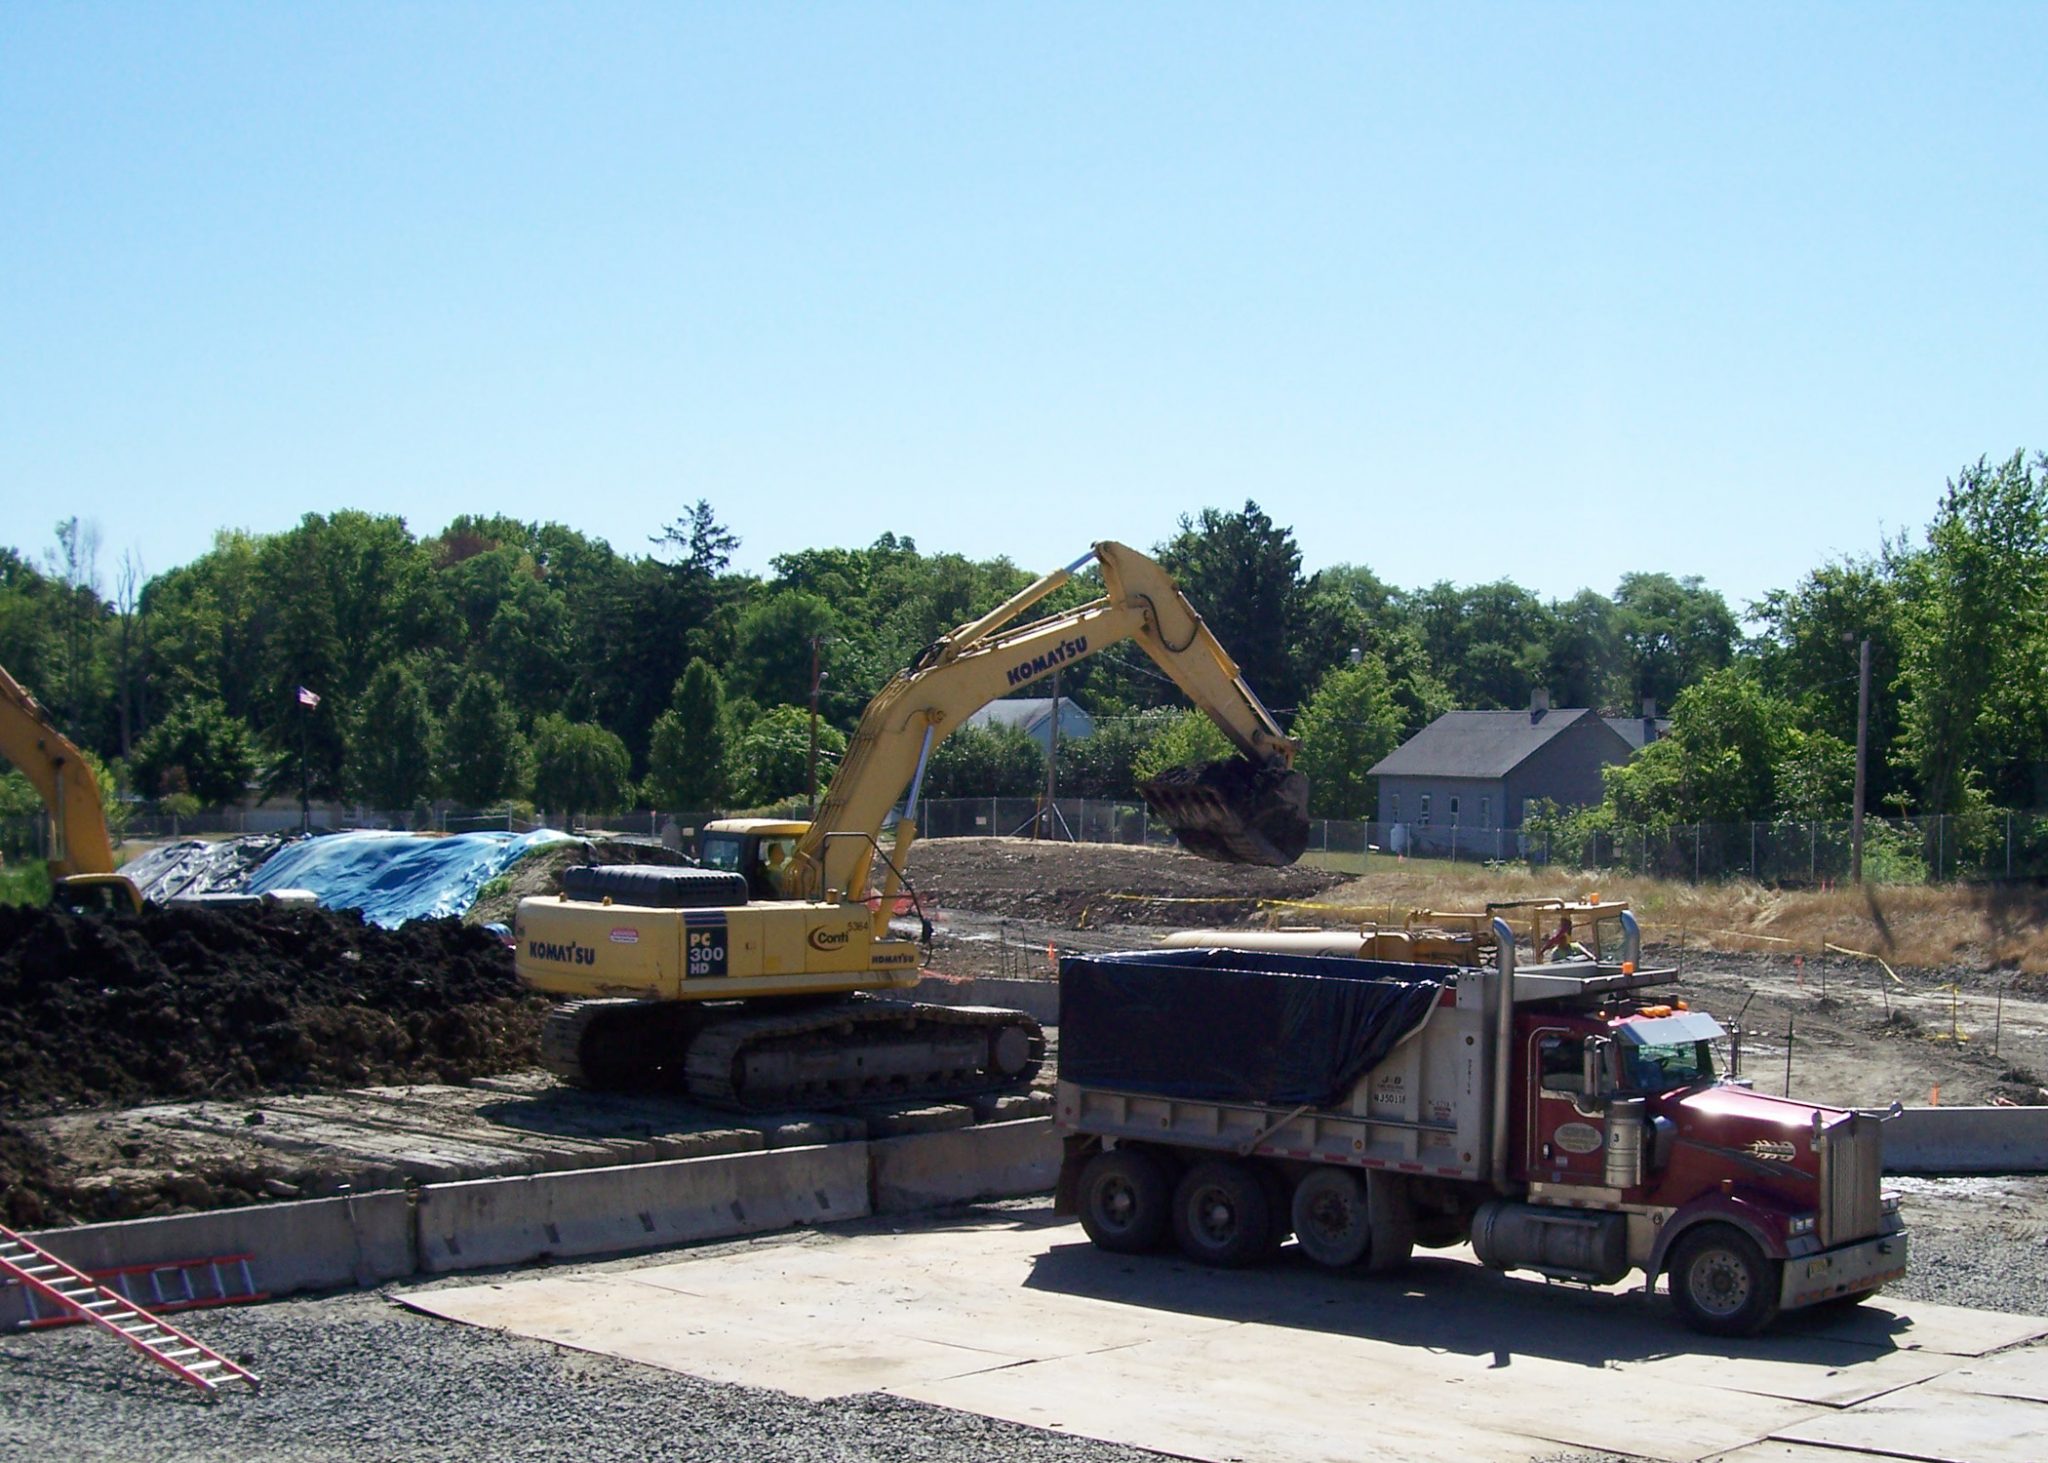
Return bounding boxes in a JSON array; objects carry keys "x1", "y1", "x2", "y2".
[{"x1": 0, "y1": 902, "x2": 544, "y2": 1118}]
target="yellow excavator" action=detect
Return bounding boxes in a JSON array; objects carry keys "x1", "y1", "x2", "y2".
[
  {"x1": 516, "y1": 539, "x2": 1310, "y2": 1108},
  {"x1": 0, "y1": 663, "x2": 143, "y2": 914}
]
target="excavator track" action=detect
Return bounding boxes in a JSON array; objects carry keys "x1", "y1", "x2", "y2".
[{"x1": 541, "y1": 995, "x2": 1045, "y2": 1112}]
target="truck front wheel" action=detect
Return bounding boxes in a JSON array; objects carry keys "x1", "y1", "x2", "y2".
[
  {"x1": 1172, "y1": 1160, "x2": 1274, "y2": 1267},
  {"x1": 1078, "y1": 1148, "x2": 1172, "y2": 1253},
  {"x1": 1668, "y1": 1224, "x2": 1782, "y2": 1336}
]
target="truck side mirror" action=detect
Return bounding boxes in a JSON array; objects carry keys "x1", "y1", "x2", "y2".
[{"x1": 1582, "y1": 1035, "x2": 1613, "y2": 1099}]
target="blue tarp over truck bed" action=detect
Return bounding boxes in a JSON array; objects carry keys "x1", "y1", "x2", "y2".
[{"x1": 1058, "y1": 947, "x2": 1451, "y2": 1108}]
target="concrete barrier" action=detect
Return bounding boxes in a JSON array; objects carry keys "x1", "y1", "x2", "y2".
[
  {"x1": 414, "y1": 1142, "x2": 871, "y2": 1272},
  {"x1": 17, "y1": 1188, "x2": 415, "y2": 1314},
  {"x1": 911, "y1": 975, "x2": 1060, "y2": 1026},
  {"x1": 870, "y1": 1117, "x2": 1061, "y2": 1215},
  {"x1": 1879, "y1": 1105, "x2": 2048, "y2": 1175}
]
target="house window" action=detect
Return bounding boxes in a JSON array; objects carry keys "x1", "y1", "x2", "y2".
[
  {"x1": 1390, "y1": 793, "x2": 1400, "y2": 821},
  {"x1": 1448, "y1": 796, "x2": 1460, "y2": 824},
  {"x1": 1480, "y1": 796, "x2": 1491, "y2": 827},
  {"x1": 1419, "y1": 793, "x2": 1432, "y2": 826}
]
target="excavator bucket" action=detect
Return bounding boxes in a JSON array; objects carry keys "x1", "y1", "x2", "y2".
[{"x1": 1139, "y1": 757, "x2": 1311, "y2": 867}]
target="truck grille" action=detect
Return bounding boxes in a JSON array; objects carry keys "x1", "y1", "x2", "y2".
[{"x1": 1819, "y1": 1112, "x2": 1883, "y2": 1246}]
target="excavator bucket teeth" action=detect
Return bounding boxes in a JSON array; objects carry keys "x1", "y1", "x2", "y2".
[{"x1": 1139, "y1": 757, "x2": 1310, "y2": 867}]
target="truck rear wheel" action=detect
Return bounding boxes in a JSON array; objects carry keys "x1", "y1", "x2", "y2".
[
  {"x1": 1668, "y1": 1224, "x2": 1782, "y2": 1337},
  {"x1": 1172, "y1": 1160, "x2": 1274, "y2": 1268},
  {"x1": 1290, "y1": 1169, "x2": 1371, "y2": 1269},
  {"x1": 1077, "y1": 1149, "x2": 1172, "y2": 1254}
]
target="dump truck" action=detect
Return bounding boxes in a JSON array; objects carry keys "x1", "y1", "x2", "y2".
[
  {"x1": 1054, "y1": 914, "x2": 1907, "y2": 1336},
  {"x1": 516, "y1": 539, "x2": 1310, "y2": 1110}
]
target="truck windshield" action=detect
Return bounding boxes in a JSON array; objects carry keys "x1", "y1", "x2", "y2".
[{"x1": 1620, "y1": 1040, "x2": 1714, "y2": 1093}]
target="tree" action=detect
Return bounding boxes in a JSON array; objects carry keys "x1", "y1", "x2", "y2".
[
  {"x1": 729, "y1": 590, "x2": 836, "y2": 710},
  {"x1": 1749, "y1": 557, "x2": 1906, "y2": 811},
  {"x1": 344, "y1": 660, "x2": 440, "y2": 810},
  {"x1": 442, "y1": 672, "x2": 526, "y2": 808},
  {"x1": 1290, "y1": 658, "x2": 1403, "y2": 819},
  {"x1": 725, "y1": 704, "x2": 845, "y2": 808},
  {"x1": 531, "y1": 714, "x2": 633, "y2": 824},
  {"x1": 1155, "y1": 502, "x2": 1309, "y2": 711},
  {"x1": 1131, "y1": 710, "x2": 1234, "y2": 784},
  {"x1": 1604, "y1": 667, "x2": 1791, "y2": 825},
  {"x1": 1613, "y1": 572, "x2": 1737, "y2": 711},
  {"x1": 130, "y1": 697, "x2": 255, "y2": 806},
  {"x1": 1894, "y1": 451, "x2": 2048, "y2": 813},
  {"x1": 1546, "y1": 590, "x2": 1629, "y2": 711},
  {"x1": 1056, "y1": 707, "x2": 1182, "y2": 797},
  {"x1": 921, "y1": 722, "x2": 1044, "y2": 799},
  {"x1": 645, "y1": 659, "x2": 732, "y2": 810}
]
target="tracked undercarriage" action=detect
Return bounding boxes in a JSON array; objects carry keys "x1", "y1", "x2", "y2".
[{"x1": 541, "y1": 995, "x2": 1045, "y2": 1111}]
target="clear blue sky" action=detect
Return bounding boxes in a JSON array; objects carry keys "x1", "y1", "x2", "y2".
[{"x1": 4, "y1": 4, "x2": 2043, "y2": 614}]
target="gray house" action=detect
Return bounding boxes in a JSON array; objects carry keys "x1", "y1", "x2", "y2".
[
  {"x1": 1368, "y1": 691, "x2": 1637, "y2": 856},
  {"x1": 961, "y1": 696, "x2": 1094, "y2": 754}
]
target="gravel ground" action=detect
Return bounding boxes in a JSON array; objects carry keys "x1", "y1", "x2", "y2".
[{"x1": 4, "y1": 1184, "x2": 2043, "y2": 1463}]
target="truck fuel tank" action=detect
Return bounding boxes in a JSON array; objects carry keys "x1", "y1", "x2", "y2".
[{"x1": 1471, "y1": 1200, "x2": 1630, "y2": 1285}]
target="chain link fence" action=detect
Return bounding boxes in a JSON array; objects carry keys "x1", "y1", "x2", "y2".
[{"x1": 12, "y1": 798, "x2": 2048, "y2": 888}]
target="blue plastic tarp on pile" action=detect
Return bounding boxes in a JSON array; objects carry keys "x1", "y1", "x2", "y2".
[{"x1": 244, "y1": 828, "x2": 575, "y2": 927}]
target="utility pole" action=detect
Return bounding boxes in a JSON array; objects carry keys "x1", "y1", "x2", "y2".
[
  {"x1": 1038, "y1": 670, "x2": 1062, "y2": 840},
  {"x1": 806, "y1": 635, "x2": 825, "y2": 816},
  {"x1": 1852, "y1": 637, "x2": 1871, "y2": 884}
]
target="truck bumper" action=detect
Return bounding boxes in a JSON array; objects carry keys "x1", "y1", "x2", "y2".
[{"x1": 1780, "y1": 1228, "x2": 1909, "y2": 1310}]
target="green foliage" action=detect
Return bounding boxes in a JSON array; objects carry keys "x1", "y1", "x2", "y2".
[
  {"x1": 724, "y1": 704, "x2": 845, "y2": 808},
  {"x1": 1155, "y1": 502, "x2": 1313, "y2": 711},
  {"x1": 1613, "y1": 572, "x2": 1737, "y2": 711},
  {"x1": 1056, "y1": 707, "x2": 1181, "y2": 797},
  {"x1": 1774, "y1": 729, "x2": 1855, "y2": 819},
  {"x1": 131, "y1": 697, "x2": 255, "y2": 805},
  {"x1": 922, "y1": 722, "x2": 1044, "y2": 799},
  {"x1": 1131, "y1": 710, "x2": 1234, "y2": 784},
  {"x1": 645, "y1": 659, "x2": 731, "y2": 810},
  {"x1": 729, "y1": 591, "x2": 836, "y2": 710},
  {"x1": 344, "y1": 659, "x2": 441, "y2": 809},
  {"x1": 0, "y1": 769, "x2": 40, "y2": 818},
  {"x1": 0, "y1": 860, "x2": 52, "y2": 908},
  {"x1": 442, "y1": 672, "x2": 526, "y2": 808},
  {"x1": 1291, "y1": 658, "x2": 1403, "y2": 819},
  {"x1": 1604, "y1": 668, "x2": 1792, "y2": 825},
  {"x1": 531, "y1": 714, "x2": 633, "y2": 821},
  {"x1": 1895, "y1": 451, "x2": 2048, "y2": 813}
]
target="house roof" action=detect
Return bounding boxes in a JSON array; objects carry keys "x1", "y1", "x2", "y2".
[
  {"x1": 1368, "y1": 707, "x2": 1619, "y2": 779},
  {"x1": 1603, "y1": 715, "x2": 1671, "y2": 751},
  {"x1": 962, "y1": 697, "x2": 1091, "y2": 736}
]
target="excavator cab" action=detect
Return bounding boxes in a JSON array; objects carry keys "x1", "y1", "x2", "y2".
[
  {"x1": 699, "y1": 818, "x2": 808, "y2": 901},
  {"x1": 51, "y1": 872, "x2": 144, "y2": 916}
]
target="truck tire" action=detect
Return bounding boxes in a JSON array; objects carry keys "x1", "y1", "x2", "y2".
[
  {"x1": 1171, "y1": 1160, "x2": 1274, "y2": 1268},
  {"x1": 1077, "y1": 1148, "x2": 1173, "y2": 1254},
  {"x1": 1290, "y1": 1169, "x2": 1372, "y2": 1269},
  {"x1": 1667, "y1": 1224, "x2": 1782, "y2": 1337}
]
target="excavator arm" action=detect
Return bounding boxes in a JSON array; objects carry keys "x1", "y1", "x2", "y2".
[
  {"x1": 788, "y1": 541, "x2": 1306, "y2": 904},
  {"x1": 0, "y1": 662, "x2": 120, "y2": 883}
]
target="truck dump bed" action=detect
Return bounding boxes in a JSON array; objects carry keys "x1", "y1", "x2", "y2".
[{"x1": 1058, "y1": 948, "x2": 1451, "y2": 1108}]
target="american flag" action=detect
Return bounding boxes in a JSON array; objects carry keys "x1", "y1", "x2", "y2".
[{"x1": 296, "y1": 686, "x2": 321, "y2": 708}]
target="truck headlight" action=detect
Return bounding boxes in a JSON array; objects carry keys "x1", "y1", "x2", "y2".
[{"x1": 1788, "y1": 1215, "x2": 1816, "y2": 1236}]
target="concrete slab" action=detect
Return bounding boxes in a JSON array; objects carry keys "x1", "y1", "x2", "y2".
[
  {"x1": 1773, "y1": 1385, "x2": 2048, "y2": 1463},
  {"x1": 1706, "y1": 1445, "x2": 1910, "y2": 1463},
  {"x1": 406, "y1": 1208, "x2": 2047, "y2": 1463},
  {"x1": 1926, "y1": 1343, "x2": 2048, "y2": 1403}
]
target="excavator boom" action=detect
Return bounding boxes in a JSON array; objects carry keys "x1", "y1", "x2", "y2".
[
  {"x1": 0, "y1": 662, "x2": 118, "y2": 881},
  {"x1": 790, "y1": 540, "x2": 1306, "y2": 903}
]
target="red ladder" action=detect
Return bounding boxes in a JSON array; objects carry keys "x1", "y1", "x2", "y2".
[{"x1": 0, "y1": 1225, "x2": 260, "y2": 1398}]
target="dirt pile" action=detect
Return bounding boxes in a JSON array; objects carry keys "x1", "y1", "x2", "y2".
[
  {"x1": 904, "y1": 837, "x2": 1345, "y2": 926},
  {"x1": 0, "y1": 903, "x2": 541, "y2": 1116}
]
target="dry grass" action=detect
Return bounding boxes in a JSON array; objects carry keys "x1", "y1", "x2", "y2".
[{"x1": 1294, "y1": 853, "x2": 2048, "y2": 975}]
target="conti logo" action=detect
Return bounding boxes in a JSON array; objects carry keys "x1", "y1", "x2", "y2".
[
  {"x1": 1006, "y1": 635, "x2": 1088, "y2": 688},
  {"x1": 807, "y1": 927, "x2": 853, "y2": 952},
  {"x1": 1747, "y1": 1140, "x2": 1797, "y2": 1162},
  {"x1": 527, "y1": 940, "x2": 596, "y2": 966}
]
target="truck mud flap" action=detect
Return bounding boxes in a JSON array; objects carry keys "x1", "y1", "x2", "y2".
[{"x1": 1139, "y1": 757, "x2": 1310, "y2": 867}]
